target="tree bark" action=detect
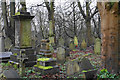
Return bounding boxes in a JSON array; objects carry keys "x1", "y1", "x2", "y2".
[
  {"x1": 10, "y1": 0, "x2": 15, "y2": 46},
  {"x1": 1, "y1": 0, "x2": 9, "y2": 36},
  {"x1": 98, "y1": 2, "x2": 119, "y2": 74}
]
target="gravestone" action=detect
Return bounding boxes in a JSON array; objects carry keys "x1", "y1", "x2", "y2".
[
  {"x1": 79, "y1": 57, "x2": 97, "y2": 79},
  {"x1": 73, "y1": 61, "x2": 81, "y2": 73},
  {"x1": 74, "y1": 36, "x2": 78, "y2": 47},
  {"x1": 66, "y1": 61, "x2": 74, "y2": 75},
  {"x1": 81, "y1": 39, "x2": 87, "y2": 50},
  {"x1": 2, "y1": 68, "x2": 20, "y2": 79},
  {"x1": 57, "y1": 47, "x2": 65, "y2": 63},
  {"x1": 94, "y1": 38, "x2": 101, "y2": 54},
  {"x1": 58, "y1": 37, "x2": 64, "y2": 47},
  {"x1": 69, "y1": 41, "x2": 74, "y2": 50}
]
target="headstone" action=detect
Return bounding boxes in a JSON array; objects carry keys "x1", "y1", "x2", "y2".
[
  {"x1": 81, "y1": 39, "x2": 87, "y2": 50},
  {"x1": 3, "y1": 68, "x2": 20, "y2": 79},
  {"x1": 94, "y1": 38, "x2": 101, "y2": 54},
  {"x1": 57, "y1": 47, "x2": 65, "y2": 61},
  {"x1": 80, "y1": 57, "x2": 97, "y2": 79},
  {"x1": 59, "y1": 37, "x2": 64, "y2": 46},
  {"x1": 80, "y1": 57, "x2": 94, "y2": 70},
  {"x1": 69, "y1": 41, "x2": 74, "y2": 50},
  {"x1": 66, "y1": 61, "x2": 74, "y2": 75},
  {"x1": 73, "y1": 61, "x2": 81, "y2": 73},
  {"x1": 74, "y1": 36, "x2": 78, "y2": 47}
]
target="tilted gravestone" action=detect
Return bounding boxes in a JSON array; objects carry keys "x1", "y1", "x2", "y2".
[
  {"x1": 79, "y1": 57, "x2": 97, "y2": 79},
  {"x1": 2, "y1": 68, "x2": 20, "y2": 79}
]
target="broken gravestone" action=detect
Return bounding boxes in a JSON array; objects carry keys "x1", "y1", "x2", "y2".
[
  {"x1": 57, "y1": 47, "x2": 65, "y2": 63},
  {"x1": 79, "y1": 57, "x2": 97, "y2": 79}
]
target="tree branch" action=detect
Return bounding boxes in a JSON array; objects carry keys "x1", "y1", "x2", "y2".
[{"x1": 77, "y1": 0, "x2": 86, "y2": 19}]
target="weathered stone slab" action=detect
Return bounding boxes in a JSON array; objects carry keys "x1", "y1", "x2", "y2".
[
  {"x1": 80, "y1": 57, "x2": 94, "y2": 70},
  {"x1": 34, "y1": 65, "x2": 59, "y2": 75},
  {"x1": 79, "y1": 57, "x2": 97, "y2": 79},
  {"x1": 37, "y1": 58, "x2": 56, "y2": 66},
  {"x1": 3, "y1": 68, "x2": 20, "y2": 79},
  {"x1": 0, "y1": 52, "x2": 12, "y2": 62},
  {"x1": 9, "y1": 60, "x2": 36, "y2": 67},
  {"x1": 0, "y1": 52, "x2": 12, "y2": 59},
  {"x1": 11, "y1": 47, "x2": 34, "y2": 55}
]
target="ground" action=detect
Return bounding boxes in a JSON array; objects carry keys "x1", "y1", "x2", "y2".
[{"x1": 0, "y1": 47, "x2": 103, "y2": 79}]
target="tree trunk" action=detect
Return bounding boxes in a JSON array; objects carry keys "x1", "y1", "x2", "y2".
[
  {"x1": 10, "y1": 0, "x2": 15, "y2": 46},
  {"x1": 86, "y1": 2, "x2": 93, "y2": 46},
  {"x1": 1, "y1": 0, "x2": 9, "y2": 36},
  {"x1": 98, "y1": 2, "x2": 119, "y2": 74}
]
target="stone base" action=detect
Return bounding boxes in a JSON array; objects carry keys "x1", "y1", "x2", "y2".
[
  {"x1": 9, "y1": 60, "x2": 36, "y2": 67},
  {"x1": 40, "y1": 49, "x2": 51, "y2": 53},
  {"x1": 10, "y1": 54, "x2": 36, "y2": 63},
  {"x1": 34, "y1": 65, "x2": 59, "y2": 75},
  {"x1": 0, "y1": 52, "x2": 12, "y2": 63},
  {"x1": 39, "y1": 52, "x2": 52, "y2": 58},
  {"x1": 11, "y1": 47, "x2": 35, "y2": 55}
]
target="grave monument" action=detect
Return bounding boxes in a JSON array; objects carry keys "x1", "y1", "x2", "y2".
[
  {"x1": 34, "y1": 39, "x2": 59, "y2": 75},
  {"x1": 9, "y1": 11, "x2": 36, "y2": 68}
]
